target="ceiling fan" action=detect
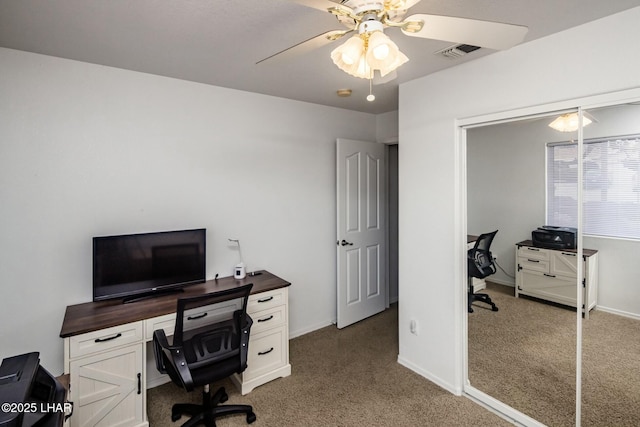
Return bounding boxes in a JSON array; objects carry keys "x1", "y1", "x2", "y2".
[{"x1": 258, "y1": 0, "x2": 528, "y2": 85}]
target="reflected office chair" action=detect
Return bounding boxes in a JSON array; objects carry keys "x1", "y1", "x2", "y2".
[
  {"x1": 468, "y1": 230, "x2": 499, "y2": 313},
  {"x1": 153, "y1": 284, "x2": 256, "y2": 427}
]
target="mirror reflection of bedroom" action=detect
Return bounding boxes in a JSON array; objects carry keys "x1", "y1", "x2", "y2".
[{"x1": 465, "y1": 102, "x2": 640, "y2": 426}]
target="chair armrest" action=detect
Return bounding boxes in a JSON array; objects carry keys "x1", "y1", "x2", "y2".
[
  {"x1": 152, "y1": 329, "x2": 171, "y2": 374},
  {"x1": 239, "y1": 314, "x2": 253, "y2": 369},
  {"x1": 152, "y1": 329, "x2": 195, "y2": 391}
]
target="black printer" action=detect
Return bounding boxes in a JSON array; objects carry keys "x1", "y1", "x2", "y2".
[
  {"x1": 0, "y1": 352, "x2": 67, "y2": 427},
  {"x1": 531, "y1": 226, "x2": 577, "y2": 250}
]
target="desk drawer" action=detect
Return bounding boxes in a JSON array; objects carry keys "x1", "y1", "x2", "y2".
[
  {"x1": 144, "y1": 313, "x2": 176, "y2": 341},
  {"x1": 248, "y1": 288, "x2": 286, "y2": 314},
  {"x1": 518, "y1": 257, "x2": 549, "y2": 273},
  {"x1": 250, "y1": 305, "x2": 286, "y2": 335},
  {"x1": 244, "y1": 326, "x2": 287, "y2": 381},
  {"x1": 518, "y1": 246, "x2": 549, "y2": 261},
  {"x1": 69, "y1": 322, "x2": 143, "y2": 359}
]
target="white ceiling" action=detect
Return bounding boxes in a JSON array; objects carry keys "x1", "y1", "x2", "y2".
[{"x1": 1, "y1": 0, "x2": 639, "y2": 114}]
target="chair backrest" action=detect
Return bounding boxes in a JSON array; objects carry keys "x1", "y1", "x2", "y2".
[
  {"x1": 173, "y1": 284, "x2": 253, "y2": 368},
  {"x1": 468, "y1": 230, "x2": 498, "y2": 279}
]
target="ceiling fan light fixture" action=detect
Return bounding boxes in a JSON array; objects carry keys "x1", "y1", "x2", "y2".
[
  {"x1": 367, "y1": 31, "x2": 392, "y2": 60},
  {"x1": 366, "y1": 31, "x2": 401, "y2": 69},
  {"x1": 378, "y1": 50, "x2": 408, "y2": 77},
  {"x1": 333, "y1": 35, "x2": 364, "y2": 65},
  {"x1": 331, "y1": 35, "x2": 371, "y2": 79}
]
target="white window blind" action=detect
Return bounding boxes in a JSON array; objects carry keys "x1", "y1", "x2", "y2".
[{"x1": 547, "y1": 135, "x2": 640, "y2": 239}]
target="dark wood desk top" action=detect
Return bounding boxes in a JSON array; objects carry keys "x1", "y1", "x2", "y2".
[
  {"x1": 60, "y1": 270, "x2": 290, "y2": 338},
  {"x1": 516, "y1": 240, "x2": 597, "y2": 257},
  {"x1": 467, "y1": 235, "x2": 478, "y2": 244}
]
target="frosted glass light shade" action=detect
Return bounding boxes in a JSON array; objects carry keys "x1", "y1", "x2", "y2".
[
  {"x1": 331, "y1": 35, "x2": 370, "y2": 78},
  {"x1": 366, "y1": 31, "x2": 405, "y2": 75}
]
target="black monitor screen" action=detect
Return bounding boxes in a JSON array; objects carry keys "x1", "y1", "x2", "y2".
[{"x1": 93, "y1": 228, "x2": 205, "y2": 301}]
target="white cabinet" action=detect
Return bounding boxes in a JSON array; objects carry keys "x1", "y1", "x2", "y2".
[
  {"x1": 65, "y1": 323, "x2": 146, "y2": 427},
  {"x1": 515, "y1": 241, "x2": 598, "y2": 317},
  {"x1": 231, "y1": 287, "x2": 291, "y2": 395}
]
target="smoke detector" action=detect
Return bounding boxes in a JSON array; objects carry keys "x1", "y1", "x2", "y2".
[{"x1": 435, "y1": 44, "x2": 481, "y2": 59}]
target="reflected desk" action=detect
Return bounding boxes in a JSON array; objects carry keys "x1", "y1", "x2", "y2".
[
  {"x1": 60, "y1": 270, "x2": 291, "y2": 427},
  {"x1": 515, "y1": 240, "x2": 598, "y2": 317}
]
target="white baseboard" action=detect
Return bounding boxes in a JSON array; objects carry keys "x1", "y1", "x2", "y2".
[
  {"x1": 595, "y1": 305, "x2": 640, "y2": 320},
  {"x1": 396, "y1": 355, "x2": 461, "y2": 396},
  {"x1": 289, "y1": 319, "x2": 334, "y2": 339},
  {"x1": 147, "y1": 374, "x2": 171, "y2": 389},
  {"x1": 487, "y1": 278, "x2": 515, "y2": 287}
]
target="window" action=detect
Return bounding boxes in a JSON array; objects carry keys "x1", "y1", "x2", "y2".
[{"x1": 547, "y1": 135, "x2": 640, "y2": 239}]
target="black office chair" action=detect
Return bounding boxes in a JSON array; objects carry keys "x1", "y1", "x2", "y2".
[
  {"x1": 153, "y1": 284, "x2": 256, "y2": 427},
  {"x1": 468, "y1": 230, "x2": 499, "y2": 313}
]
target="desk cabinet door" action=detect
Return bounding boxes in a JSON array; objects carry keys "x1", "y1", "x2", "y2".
[
  {"x1": 518, "y1": 270, "x2": 576, "y2": 307},
  {"x1": 69, "y1": 343, "x2": 144, "y2": 427}
]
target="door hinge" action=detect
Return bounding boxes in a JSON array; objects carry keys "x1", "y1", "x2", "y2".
[
  {"x1": 582, "y1": 278, "x2": 586, "y2": 288},
  {"x1": 517, "y1": 264, "x2": 522, "y2": 271}
]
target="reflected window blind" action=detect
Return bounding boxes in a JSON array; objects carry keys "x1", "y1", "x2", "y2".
[{"x1": 547, "y1": 135, "x2": 640, "y2": 239}]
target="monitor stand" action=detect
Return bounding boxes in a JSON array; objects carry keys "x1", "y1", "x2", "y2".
[{"x1": 122, "y1": 288, "x2": 184, "y2": 304}]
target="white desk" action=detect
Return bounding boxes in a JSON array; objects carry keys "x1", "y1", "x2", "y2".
[{"x1": 60, "y1": 271, "x2": 291, "y2": 427}]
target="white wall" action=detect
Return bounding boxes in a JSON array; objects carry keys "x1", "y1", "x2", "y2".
[
  {"x1": 376, "y1": 110, "x2": 399, "y2": 143},
  {"x1": 0, "y1": 47, "x2": 379, "y2": 373},
  {"x1": 398, "y1": 6, "x2": 640, "y2": 394},
  {"x1": 467, "y1": 105, "x2": 640, "y2": 318}
]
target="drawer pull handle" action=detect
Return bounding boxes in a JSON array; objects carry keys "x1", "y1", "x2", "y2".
[
  {"x1": 258, "y1": 347, "x2": 274, "y2": 356},
  {"x1": 258, "y1": 315, "x2": 274, "y2": 323},
  {"x1": 187, "y1": 312, "x2": 208, "y2": 321},
  {"x1": 544, "y1": 273, "x2": 556, "y2": 278},
  {"x1": 257, "y1": 296, "x2": 274, "y2": 303},
  {"x1": 527, "y1": 247, "x2": 540, "y2": 251},
  {"x1": 94, "y1": 333, "x2": 122, "y2": 343},
  {"x1": 137, "y1": 373, "x2": 141, "y2": 395},
  {"x1": 527, "y1": 259, "x2": 540, "y2": 263},
  {"x1": 562, "y1": 252, "x2": 576, "y2": 256}
]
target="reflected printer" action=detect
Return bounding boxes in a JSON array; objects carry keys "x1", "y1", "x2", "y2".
[{"x1": 531, "y1": 226, "x2": 577, "y2": 250}]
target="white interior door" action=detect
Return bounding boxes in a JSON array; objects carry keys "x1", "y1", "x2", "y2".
[{"x1": 336, "y1": 138, "x2": 388, "y2": 328}]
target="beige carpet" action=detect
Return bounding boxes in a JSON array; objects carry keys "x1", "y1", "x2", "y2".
[
  {"x1": 468, "y1": 282, "x2": 640, "y2": 427},
  {"x1": 148, "y1": 304, "x2": 510, "y2": 426}
]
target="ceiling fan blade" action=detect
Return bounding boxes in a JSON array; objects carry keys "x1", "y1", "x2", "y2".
[
  {"x1": 401, "y1": 14, "x2": 528, "y2": 50},
  {"x1": 287, "y1": 0, "x2": 349, "y2": 13},
  {"x1": 256, "y1": 30, "x2": 351, "y2": 65}
]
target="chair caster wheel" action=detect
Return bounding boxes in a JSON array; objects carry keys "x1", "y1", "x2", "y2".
[
  {"x1": 171, "y1": 412, "x2": 181, "y2": 422},
  {"x1": 220, "y1": 392, "x2": 228, "y2": 403},
  {"x1": 492, "y1": 306, "x2": 499, "y2": 312},
  {"x1": 247, "y1": 411, "x2": 257, "y2": 424}
]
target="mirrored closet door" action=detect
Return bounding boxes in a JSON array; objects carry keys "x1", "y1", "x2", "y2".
[
  {"x1": 465, "y1": 96, "x2": 640, "y2": 427},
  {"x1": 466, "y1": 113, "x2": 579, "y2": 426},
  {"x1": 579, "y1": 103, "x2": 640, "y2": 426}
]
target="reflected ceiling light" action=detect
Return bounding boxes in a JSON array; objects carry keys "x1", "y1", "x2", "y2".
[{"x1": 548, "y1": 112, "x2": 593, "y2": 132}]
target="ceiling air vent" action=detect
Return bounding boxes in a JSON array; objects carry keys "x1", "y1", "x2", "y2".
[{"x1": 436, "y1": 44, "x2": 481, "y2": 59}]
